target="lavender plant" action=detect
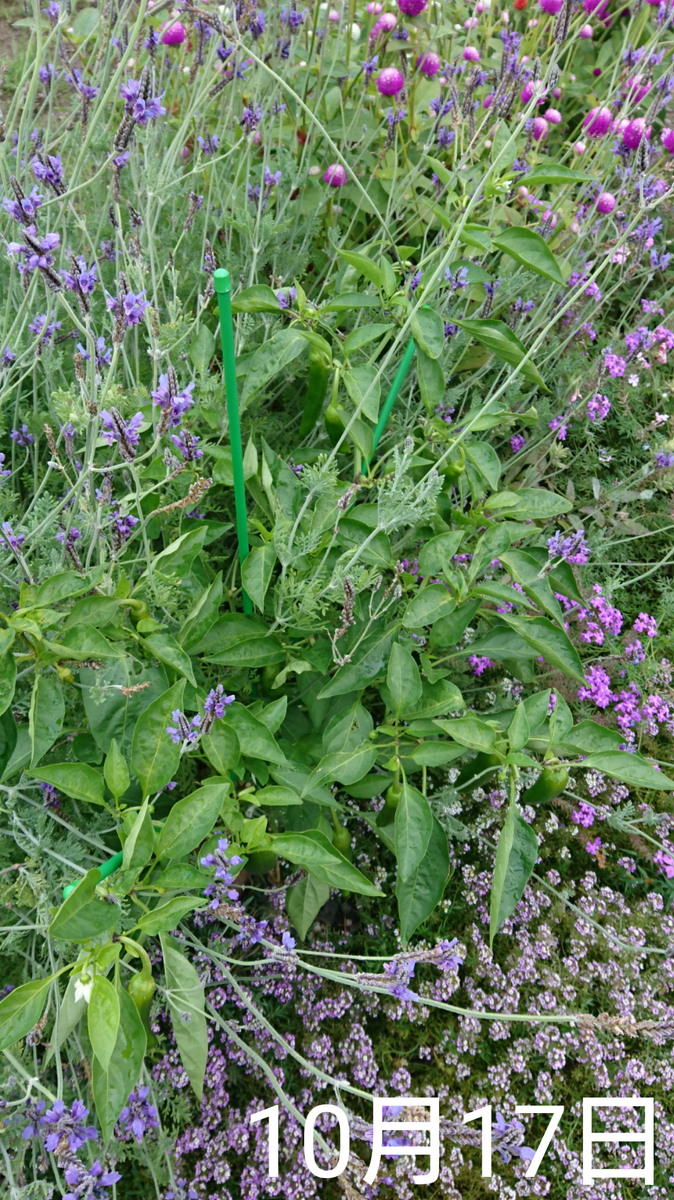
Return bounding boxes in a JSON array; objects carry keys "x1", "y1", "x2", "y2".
[{"x1": 1, "y1": 0, "x2": 674, "y2": 1195}]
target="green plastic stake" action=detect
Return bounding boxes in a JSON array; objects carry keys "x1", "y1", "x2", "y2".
[
  {"x1": 62, "y1": 850, "x2": 124, "y2": 900},
  {"x1": 362, "y1": 337, "x2": 416, "y2": 473},
  {"x1": 214, "y1": 267, "x2": 252, "y2": 614}
]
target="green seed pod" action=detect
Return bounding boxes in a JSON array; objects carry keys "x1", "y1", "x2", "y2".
[
  {"x1": 299, "y1": 349, "x2": 331, "y2": 437},
  {"x1": 522, "y1": 764, "x2": 569, "y2": 805}
]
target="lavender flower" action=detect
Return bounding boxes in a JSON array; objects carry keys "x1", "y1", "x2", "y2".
[
  {"x1": 61, "y1": 257, "x2": 97, "y2": 295},
  {"x1": 241, "y1": 105, "x2": 264, "y2": 133},
  {"x1": 656, "y1": 450, "x2": 674, "y2": 469},
  {"x1": 0, "y1": 523, "x2": 25, "y2": 552},
  {"x1": 511, "y1": 433, "x2": 526, "y2": 454},
  {"x1": 587, "y1": 393, "x2": 610, "y2": 421},
  {"x1": 117, "y1": 1088, "x2": 160, "y2": 1144},
  {"x1": 44, "y1": 1099, "x2": 98, "y2": 1154},
  {"x1": 547, "y1": 527, "x2": 589, "y2": 565},
  {"x1": 165, "y1": 1181, "x2": 198, "y2": 1200},
  {"x1": 106, "y1": 288, "x2": 150, "y2": 328},
  {"x1": 1, "y1": 347, "x2": 14, "y2": 368},
  {"x1": 32, "y1": 153, "x2": 66, "y2": 194},
  {"x1": 29, "y1": 311, "x2": 62, "y2": 346},
  {"x1": 64, "y1": 69, "x2": 99, "y2": 101},
  {"x1": 63, "y1": 1160, "x2": 121, "y2": 1200},
  {"x1": 197, "y1": 134, "x2": 220, "y2": 155},
  {"x1": 99, "y1": 410, "x2": 143, "y2": 463},
  {"x1": 277, "y1": 286, "x2": 296, "y2": 310},
  {"x1": 171, "y1": 431, "x2": 202, "y2": 462},
  {"x1": 203, "y1": 685, "x2": 236, "y2": 721},
  {"x1": 38, "y1": 63, "x2": 58, "y2": 86},
  {"x1": 120, "y1": 78, "x2": 167, "y2": 124},
  {"x1": 445, "y1": 265, "x2": 469, "y2": 290},
  {"x1": 10, "y1": 424, "x2": 35, "y2": 447},
  {"x1": 40, "y1": 782, "x2": 61, "y2": 809},
  {"x1": 492, "y1": 1113, "x2": 535, "y2": 1164},
  {"x1": 167, "y1": 710, "x2": 202, "y2": 746},
  {"x1": 0, "y1": 453, "x2": 10, "y2": 479},
  {"x1": 22, "y1": 1099, "x2": 48, "y2": 1139},
  {"x1": 151, "y1": 369, "x2": 195, "y2": 430},
  {"x1": 7, "y1": 225, "x2": 61, "y2": 282},
  {"x1": 201, "y1": 836, "x2": 244, "y2": 908},
  {"x1": 76, "y1": 337, "x2": 112, "y2": 373}
]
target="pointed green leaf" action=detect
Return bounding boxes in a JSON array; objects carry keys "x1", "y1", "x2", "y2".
[
  {"x1": 0, "y1": 975, "x2": 55, "y2": 1052},
  {"x1": 524, "y1": 164, "x2": 589, "y2": 186},
  {"x1": 242, "y1": 330, "x2": 307, "y2": 406},
  {"x1": 491, "y1": 226, "x2": 564, "y2": 284},
  {"x1": 410, "y1": 308, "x2": 445, "y2": 359},
  {"x1": 156, "y1": 781, "x2": 229, "y2": 860},
  {"x1": 396, "y1": 817, "x2": 449, "y2": 945},
  {"x1": 272, "y1": 830, "x2": 384, "y2": 896},
  {"x1": 92, "y1": 985, "x2": 146, "y2": 1141},
  {"x1": 286, "y1": 874, "x2": 331, "y2": 940},
  {"x1": 498, "y1": 614, "x2": 586, "y2": 685},
  {"x1": 394, "y1": 781, "x2": 433, "y2": 881},
  {"x1": 386, "y1": 643, "x2": 422, "y2": 715},
  {"x1": 88, "y1": 976, "x2": 120, "y2": 1072},
  {"x1": 337, "y1": 249, "x2": 383, "y2": 288},
  {"x1": 130, "y1": 680, "x2": 185, "y2": 798},
  {"x1": 201, "y1": 723, "x2": 240, "y2": 777},
  {"x1": 160, "y1": 934, "x2": 208, "y2": 1099},
  {"x1": 141, "y1": 633, "x2": 196, "y2": 686},
  {"x1": 223, "y1": 703, "x2": 286, "y2": 765},
  {"x1": 29, "y1": 763, "x2": 105, "y2": 806},
  {"x1": 29, "y1": 674, "x2": 65, "y2": 767},
  {"x1": 343, "y1": 363, "x2": 381, "y2": 423},
  {"x1": 136, "y1": 896, "x2": 207, "y2": 936},
  {"x1": 179, "y1": 574, "x2": 223, "y2": 652},
  {"x1": 104, "y1": 739, "x2": 130, "y2": 799},
  {"x1": 303, "y1": 742, "x2": 377, "y2": 794},
  {"x1": 508, "y1": 702, "x2": 530, "y2": 752},
  {"x1": 122, "y1": 799, "x2": 155, "y2": 872},
  {"x1": 435, "y1": 716, "x2": 498, "y2": 753},
  {"x1": 50, "y1": 868, "x2": 120, "y2": 942},
  {"x1": 241, "y1": 545, "x2": 277, "y2": 612},
  {"x1": 489, "y1": 804, "x2": 539, "y2": 946},
  {"x1": 454, "y1": 319, "x2": 546, "y2": 389},
  {"x1": 579, "y1": 752, "x2": 674, "y2": 791}
]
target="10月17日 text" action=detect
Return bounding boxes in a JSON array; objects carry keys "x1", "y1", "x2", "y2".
[{"x1": 250, "y1": 1097, "x2": 656, "y2": 1184}]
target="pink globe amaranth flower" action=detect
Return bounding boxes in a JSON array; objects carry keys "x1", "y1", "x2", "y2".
[
  {"x1": 612, "y1": 117, "x2": 628, "y2": 136},
  {"x1": 544, "y1": 107, "x2": 561, "y2": 123},
  {"x1": 533, "y1": 116, "x2": 549, "y2": 141},
  {"x1": 370, "y1": 11, "x2": 397, "y2": 35},
  {"x1": 583, "y1": 0, "x2": 609, "y2": 14},
  {"x1": 661, "y1": 128, "x2": 674, "y2": 154},
  {"x1": 540, "y1": 0, "x2": 564, "y2": 12},
  {"x1": 323, "y1": 163, "x2": 348, "y2": 186},
  {"x1": 483, "y1": 92, "x2": 494, "y2": 108},
  {"x1": 463, "y1": 45, "x2": 480, "y2": 62},
  {"x1": 578, "y1": 22, "x2": 593, "y2": 35},
  {"x1": 367, "y1": 1, "x2": 383, "y2": 11},
  {"x1": 398, "y1": 0, "x2": 427, "y2": 12},
  {"x1": 417, "y1": 51, "x2": 441, "y2": 76},
  {"x1": 161, "y1": 19, "x2": 186, "y2": 44},
  {"x1": 552, "y1": 86, "x2": 562, "y2": 98},
  {"x1": 596, "y1": 191, "x2": 616, "y2": 214},
  {"x1": 573, "y1": 140, "x2": 586, "y2": 154},
  {"x1": 465, "y1": 15, "x2": 479, "y2": 26},
  {"x1": 623, "y1": 74, "x2": 651, "y2": 103},
  {"x1": 583, "y1": 105, "x2": 612, "y2": 138},
  {"x1": 376, "y1": 66, "x2": 405, "y2": 94},
  {"x1": 328, "y1": 8, "x2": 340, "y2": 19},
  {"x1": 622, "y1": 117, "x2": 651, "y2": 150}
]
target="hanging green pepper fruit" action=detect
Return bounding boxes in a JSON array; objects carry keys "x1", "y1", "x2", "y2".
[
  {"x1": 128, "y1": 966, "x2": 156, "y2": 1047},
  {"x1": 441, "y1": 445, "x2": 466, "y2": 481},
  {"x1": 119, "y1": 598, "x2": 151, "y2": 626},
  {"x1": 299, "y1": 349, "x2": 331, "y2": 437},
  {"x1": 383, "y1": 782, "x2": 402, "y2": 812},
  {"x1": 454, "y1": 752, "x2": 502, "y2": 792},
  {"x1": 332, "y1": 813, "x2": 353, "y2": 861},
  {"x1": 522, "y1": 764, "x2": 569, "y2": 805}
]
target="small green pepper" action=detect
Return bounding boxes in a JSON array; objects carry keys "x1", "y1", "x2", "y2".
[
  {"x1": 382, "y1": 783, "x2": 402, "y2": 814},
  {"x1": 441, "y1": 446, "x2": 466, "y2": 481},
  {"x1": 299, "y1": 349, "x2": 331, "y2": 437},
  {"x1": 332, "y1": 814, "x2": 353, "y2": 861},
  {"x1": 454, "y1": 752, "x2": 501, "y2": 792},
  {"x1": 128, "y1": 967, "x2": 156, "y2": 1047},
  {"x1": 522, "y1": 764, "x2": 569, "y2": 805}
]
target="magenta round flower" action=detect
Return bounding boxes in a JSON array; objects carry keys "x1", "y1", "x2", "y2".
[
  {"x1": 623, "y1": 74, "x2": 651, "y2": 103},
  {"x1": 463, "y1": 45, "x2": 480, "y2": 61},
  {"x1": 161, "y1": 19, "x2": 186, "y2": 45},
  {"x1": 540, "y1": 0, "x2": 564, "y2": 12},
  {"x1": 323, "y1": 163, "x2": 348, "y2": 187},
  {"x1": 622, "y1": 118, "x2": 650, "y2": 150},
  {"x1": 583, "y1": 0, "x2": 609, "y2": 14},
  {"x1": 398, "y1": 0, "x2": 427, "y2": 13},
  {"x1": 370, "y1": 11, "x2": 396, "y2": 35},
  {"x1": 417, "y1": 50, "x2": 441, "y2": 76},
  {"x1": 483, "y1": 92, "x2": 494, "y2": 108},
  {"x1": 533, "y1": 116, "x2": 549, "y2": 141},
  {"x1": 578, "y1": 22, "x2": 593, "y2": 35},
  {"x1": 583, "y1": 105, "x2": 612, "y2": 138},
  {"x1": 661, "y1": 128, "x2": 674, "y2": 154},
  {"x1": 376, "y1": 66, "x2": 405, "y2": 95},
  {"x1": 544, "y1": 107, "x2": 561, "y2": 123},
  {"x1": 596, "y1": 191, "x2": 616, "y2": 215}
]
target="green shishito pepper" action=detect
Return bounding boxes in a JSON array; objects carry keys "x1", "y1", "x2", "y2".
[
  {"x1": 299, "y1": 349, "x2": 331, "y2": 437},
  {"x1": 126, "y1": 946, "x2": 156, "y2": 1047},
  {"x1": 454, "y1": 752, "x2": 502, "y2": 792},
  {"x1": 332, "y1": 813, "x2": 353, "y2": 861},
  {"x1": 522, "y1": 763, "x2": 569, "y2": 805}
]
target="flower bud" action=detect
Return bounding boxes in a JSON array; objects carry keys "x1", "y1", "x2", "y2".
[
  {"x1": 376, "y1": 66, "x2": 405, "y2": 94},
  {"x1": 463, "y1": 45, "x2": 480, "y2": 61},
  {"x1": 596, "y1": 191, "x2": 616, "y2": 214},
  {"x1": 323, "y1": 163, "x2": 348, "y2": 186}
]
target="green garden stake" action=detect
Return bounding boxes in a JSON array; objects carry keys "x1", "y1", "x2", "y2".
[
  {"x1": 362, "y1": 337, "x2": 416, "y2": 473},
  {"x1": 214, "y1": 267, "x2": 252, "y2": 614},
  {"x1": 62, "y1": 850, "x2": 124, "y2": 900}
]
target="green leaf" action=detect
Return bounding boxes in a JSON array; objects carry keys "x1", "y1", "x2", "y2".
[
  {"x1": 454, "y1": 319, "x2": 546, "y2": 390},
  {"x1": 435, "y1": 716, "x2": 498, "y2": 753},
  {"x1": 396, "y1": 817, "x2": 449, "y2": 946},
  {"x1": 0, "y1": 975, "x2": 54, "y2": 1052},
  {"x1": 223, "y1": 703, "x2": 287, "y2": 765},
  {"x1": 409, "y1": 741, "x2": 464, "y2": 767},
  {"x1": 418, "y1": 532, "x2": 464, "y2": 578},
  {"x1": 34, "y1": 570, "x2": 101, "y2": 608},
  {"x1": 141, "y1": 633, "x2": 196, "y2": 686},
  {"x1": 241, "y1": 545, "x2": 277, "y2": 612},
  {"x1": 130, "y1": 680, "x2": 185, "y2": 797},
  {"x1": 580, "y1": 752, "x2": 674, "y2": 791},
  {"x1": 394, "y1": 781, "x2": 433, "y2": 880},
  {"x1": 72, "y1": 6, "x2": 98, "y2": 35},
  {"x1": 201, "y1": 723, "x2": 240, "y2": 777},
  {"x1": 156, "y1": 781, "x2": 229, "y2": 860},
  {"x1": 386, "y1": 643, "x2": 422, "y2": 715},
  {"x1": 491, "y1": 226, "x2": 564, "y2": 284},
  {"x1": 92, "y1": 985, "x2": 145, "y2": 1141},
  {"x1": 256, "y1": 696, "x2": 288, "y2": 734},
  {"x1": 160, "y1": 934, "x2": 208, "y2": 1099},
  {"x1": 88, "y1": 976, "x2": 120, "y2": 1072},
  {"x1": 469, "y1": 524, "x2": 512, "y2": 582},
  {"x1": 498, "y1": 614, "x2": 586, "y2": 685},
  {"x1": 402, "y1": 677, "x2": 464, "y2": 719},
  {"x1": 29, "y1": 674, "x2": 65, "y2": 767},
  {"x1": 272, "y1": 830, "x2": 384, "y2": 896},
  {"x1": 242, "y1": 330, "x2": 307, "y2": 406},
  {"x1": 524, "y1": 164, "x2": 589, "y2": 186},
  {"x1": 136, "y1": 896, "x2": 207, "y2": 936},
  {"x1": 286, "y1": 874, "x2": 330, "y2": 940},
  {"x1": 508, "y1": 702, "x2": 530, "y2": 752},
  {"x1": 464, "y1": 442, "x2": 502, "y2": 493},
  {"x1": 81, "y1": 662, "x2": 169, "y2": 755},
  {"x1": 343, "y1": 363, "x2": 381, "y2": 423},
  {"x1": 556, "y1": 720, "x2": 624, "y2": 755},
  {"x1": 200, "y1": 613, "x2": 285, "y2": 667},
  {"x1": 430, "y1": 598, "x2": 482, "y2": 648},
  {"x1": 459, "y1": 223, "x2": 493, "y2": 253},
  {"x1": 416, "y1": 347, "x2": 445, "y2": 411},
  {"x1": 179, "y1": 575, "x2": 223, "y2": 652},
  {"x1": 188, "y1": 324, "x2": 215, "y2": 375},
  {"x1": 317, "y1": 628, "x2": 393, "y2": 698},
  {"x1": 304, "y1": 742, "x2": 377, "y2": 794},
  {"x1": 151, "y1": 528, "x2": 208, "y2": 578},
  {"x1": 29, "y1": 762, "x2": 105, "y2": 806},
  {"x1": 51, "y1": 868, "x2": 119, "y2": 942},
  {"x1": 0, "y1": 710, "x2": 17, "y2": 780},
  {"x1": 230, "y1": 284, "x2": 280, "y2": 313},
  {"x1": 0, "y1": 637, "x2": 16, "y2": 717},
  {"x1": 337, "y1": 249, "x2": 383, "y2": 288},
  {"x1": 343, "y1": 325, "x2": 393, "y2": 359},
  {"x1": 404, "y1": 584, "x2": 456, "y2": 628},
  {"x1": 104, "y1": 739, "x2": 130, "y2": 799},
  {"x1": 489, "y1": 804, "x2": 539, "y2": 945},
  {"x1": 484, "y1": 488, "x2": 573, "y2": 521},
  {"x1": 324, "y1": 293, "x2": 381, "y2": 312},
  {"x1": 467, "y1": 623, "x2": 538, "y2": 662},
  {"x1": 490, "y1": 119, "x2": 517, "y2": 169},
  {"x1": 410, "y1": 308, "x2": 445, "y2": 359},
  {"x1": 122, "y1": 799, "x2": 155, "y2": 872},
  {"x1": 252, "y1": 785, "x2": 302, "y2": 806},
  {"x1": 64, "y1": 595, "x2": 120, "y2": 629},
  {"x1": 152, "y1": 864, "x2": 209, "y2": 890}
]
